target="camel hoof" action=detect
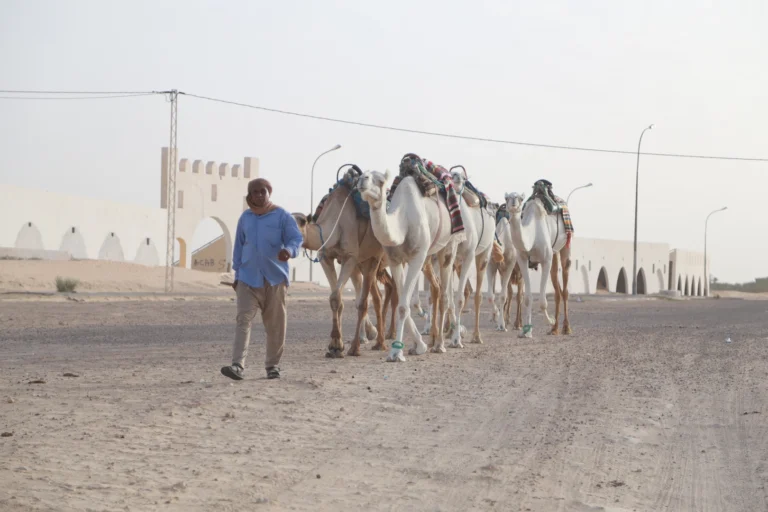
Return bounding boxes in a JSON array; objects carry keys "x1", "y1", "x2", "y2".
[
  {"x1": 371, "y1": 342, "x2": 388, "y2": 351},
  {"x1": 431, "y1": 345, "x2": 446, "y2": 354},
  {"x1": 357, "y1": 337, "x2": 369, "y2": 345},
  {"x1": 548, "y1": 328, "x2": 559, "y2": 336},
  {"x1": 471, "y1": 337, "x2": 483, "y2": 344},
  {"x1": 408, "y1": 341, "x2": 428, "y2": 356},
  {"x1": 386, "y1": 349, "x2": 406, "y2": 362},
  {"x1": 386, "y1": 331, "x2": 396, "y2": 341},
  {"x1": 449, "y1": 342, "x2": 464, "y2": 349},
  {"x1": 347, "y1": 347, "x2": 361, "y2": 357},
  {"x1": 563, "y1": 326, "x2": 572, "y2": 335},
  {"x1": 325, "y1": 348, "x2": 345, "y2": 359}
]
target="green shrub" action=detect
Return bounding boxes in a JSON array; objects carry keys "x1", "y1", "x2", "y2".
[{"x1": 55, "y1": 277, "x2": 80, "y2": 293}]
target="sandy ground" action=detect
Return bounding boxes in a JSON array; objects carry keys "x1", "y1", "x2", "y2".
[
  {"x1": 0, "y1": 260, "x2": 230, "y2": 294},
  {"x1": 2, "y1": 293, "x2": 768, "y2": 511}
]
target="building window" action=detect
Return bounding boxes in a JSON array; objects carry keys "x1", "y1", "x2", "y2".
[
  {"x1": 211, "y1": 184, "x2": 218, "y2": 202},
  {"x1": 178, "y1": 190, "x2": 184, "y2": 209},
  {"x1": 575, "y1": 260, "x2": 579, "y2": 270},
  {"x1": 71, "y1": 227, "x2": 76, "y2": 234},
  {"x1": 146, "y1": 237, "x2": 151, "y2": 246},
  {"x1": 589, "y1": 260, "x2": 592, "y2": 271},
  {"x1": 653, "y1": 263, "x2": 656, "y2": 273}
]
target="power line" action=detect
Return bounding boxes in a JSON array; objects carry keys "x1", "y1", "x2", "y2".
[
  {"x1": 0, "y1": 92, "x2": 161, "y2": 100},
  {"x1": 182, "y1": 92, "x2": 768, "y2": 162},
  {"x1": 0, "y1": 89, "x2": 162, "y2": 95}
]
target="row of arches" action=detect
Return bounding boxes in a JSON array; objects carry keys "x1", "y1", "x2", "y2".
[
  {"x1": 593, "y1": 266, "x2": 702, "y2": 296},
  {"x1": 677, "y1": 275, "x2": 703, "y2": 297},
  {"x1": 14, "y1": 217, "x2": 232, "y2": 271},
  {"x1": 15, "y1": 222, "x2": 159, "y2": 265}
]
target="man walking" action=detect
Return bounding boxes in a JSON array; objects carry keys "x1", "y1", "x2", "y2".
[{"x1": 220, "y1": 177, "x2": 303, "y2": 380}]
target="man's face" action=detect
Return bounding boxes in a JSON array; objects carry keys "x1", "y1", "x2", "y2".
[{"x1": 250, "y1": 185, "x2": 270, "y2": 207}]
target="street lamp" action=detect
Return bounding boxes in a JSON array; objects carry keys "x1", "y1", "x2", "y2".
[
  {"x1": 704, "y1": 206, "x2": 727, "y2": 297},
  {"x1": 632, "y1": 123, "x2": 654, "y2": 295},
  {"x1": 309, "y1": 144, "x2": 342, "y2": 282},
  {"x1": 566, "y1": 182, "x2": 593, "y2": 203}
]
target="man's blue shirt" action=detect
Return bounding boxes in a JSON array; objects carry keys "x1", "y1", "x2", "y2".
[{"x1": 232, "y1": 207, "x2": 303, "y2": 288}]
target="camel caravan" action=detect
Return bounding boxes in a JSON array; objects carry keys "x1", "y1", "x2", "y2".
[{"x1": 292, "y1": 153, "x2": 575, "y2": 363}]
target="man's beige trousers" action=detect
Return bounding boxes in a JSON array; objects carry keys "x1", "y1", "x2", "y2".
[{"x1": 232, "y1": 281, "x2": 287, "y2": 370}]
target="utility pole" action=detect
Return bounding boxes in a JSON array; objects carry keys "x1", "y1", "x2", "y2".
[{"x1": 164, "y1": 90, "x2": 179, "y2": 293}]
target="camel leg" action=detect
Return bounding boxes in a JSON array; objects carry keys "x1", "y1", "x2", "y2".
[
  {"x1": 428, "y1": 273, "x2": 441, "y2": 348},
  {"x1": 518, "y1": 256, "x2": 534, "y2": 338},
  {"x1": 497, "y1": 262, "x2": 514, "y2": 332},
  {"x1": 433, "y1": 247, "x2": 454, "y2": 353},
  {"x1": 422, "y1": 259, "x2": 440, "y2": 346},
  {"x1": 420, "y1": 259, "x2": 434, "y2": 335},
  {"x1": 463, "y1": 280, "x2": 472, "y2": 315},
  {"x1": 402, "y1": 261, "x2": 429, "y2": 357},
  {"x1": 450, "y1": 245, "x2": 474, "y2": 348},
  {"x1": 548, "y1": 252, "x2": 562, "y2": 335},
  {"x1": 514, "y1": 271, "x2": 524, "y2": 330},
  {"x1": 349, "y1": 260, "x2": 378, "y2": 356},
  {"x1": 350, "y1": 267, "x2": 375, "y2": 345},
  {"x1": 368, "y1": 277, "x2": 388, "y2": 351},
  {"x1": 379, "y1": 268, "x2": 397, "y2": 341},
  {"x1": 326, "y1": 258, "x2": 357, "y2": 358},
  {"x1": 561, "y1": 248, "x2": 573, "y2": 335},
  {"x1": 471, "y1": 253, "x2": 489, "y2": 343},
  {"x1": 319, "y1": 258, "x2": 344, "y2": 356},
  {"x1": 486, "y1": 262, "x2": 499, "y2": 326},
  {"x1": 539, "y1": 255, "x2": 555, "y2": 327}
]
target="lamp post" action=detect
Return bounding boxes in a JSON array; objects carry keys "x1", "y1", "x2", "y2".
[
  {"x1": 632, "y1": 124, "x2": 654, "y2": 295},
  {"x1": 566, "y1": 182, "x2": 593, "y2": 204},
  {"x1": 309, "y1": 144, "x2": 342, "y2": 282},
  {"x1": 704, "y1": 206, "x2": 727, "y2": 297}
]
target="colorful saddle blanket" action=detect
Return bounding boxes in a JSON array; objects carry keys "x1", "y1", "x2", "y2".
[{"x1": 386, "y1": 155, "x2": 465, "y2": 235}]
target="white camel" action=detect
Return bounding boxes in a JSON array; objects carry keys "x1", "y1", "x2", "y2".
[
  {"x1": 504, "y1": 190, "x2": 573, "y2": 338},
  {"x1": 486, "y1": 213, "x2": 524, "y2": 332},
  {"x1": 358, "y1": 155, "x2": 459, "y2": 362},
  {"x1": 445, "y1": 168, "x2": 496, "y2": 348}
]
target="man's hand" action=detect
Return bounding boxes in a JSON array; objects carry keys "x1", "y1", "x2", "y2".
[{"x1": 278, "y1": 249, "x2": 291, "y2": 262}]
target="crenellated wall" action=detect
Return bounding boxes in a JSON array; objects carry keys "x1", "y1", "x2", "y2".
[{"x1": 1, "y1": 147, "x2": 258, "y2": 268}]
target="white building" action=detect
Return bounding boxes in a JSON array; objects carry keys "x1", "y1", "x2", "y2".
[{"x1": 0, "y1": 147, "x2": 708, "y2": 296}]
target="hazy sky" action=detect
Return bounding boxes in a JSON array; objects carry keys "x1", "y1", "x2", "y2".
[{"x1": 1, "y1": 0, "x2": 765, "y2": 282}]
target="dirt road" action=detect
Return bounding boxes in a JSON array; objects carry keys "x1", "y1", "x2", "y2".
[{"x1": 1, "y1": 295, "x2": 766, "y2": 511}]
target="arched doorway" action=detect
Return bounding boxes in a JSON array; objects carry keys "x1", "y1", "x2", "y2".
[
  {"x1": 684, "y1": 276, "x2": 690, "y2": 296},
  {"x1": 697, "y1": 278, "x2": 702, "y2": 297},
  {"x1": 616, "y1": 268, "x2": 628, "y2": 294},
  {"x1": 580, "y1": 266, "x2": 590, "y2": 294},
  {"x1": 636, "y1": 268, "x2": 647, "y2": 295},
  {"x1": 597, "y1": 267, "x2": 609, "y2": 292},
  {"x1": 98, "y1": 232, "x2": 125, "y2": 261},
  {"x1": 190, "y1": 217, "x2": 232, "y2": 273},
  {"x1": 60, "y1": 226, "x2": 88, "y2": 259},
  {"x1": 677, "y1": 275, "x2": 682, "y2": 293},
  {"x1": 174, "y1": 238, "x2": 188, "y2": 268},
  {"x1": 135, "y1": 237, "x2": 159, "y2": 266},
  {"x1": 15, "y1": 222, "x2": 44, "y2": 250}
]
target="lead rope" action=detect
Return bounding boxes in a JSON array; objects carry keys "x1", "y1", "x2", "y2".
[{"x1": 304, "y1": 190, "x2": 354, "y2": 263}]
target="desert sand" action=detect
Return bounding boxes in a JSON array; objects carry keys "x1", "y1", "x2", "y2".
[{"x1": 1, "y1": 261, "x2": 767, "y2": 511}]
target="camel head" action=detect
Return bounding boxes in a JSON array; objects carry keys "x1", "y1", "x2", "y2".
[
  {"x1": 291, "y1": 213, "x2": 311, "y2": 247},
  {"x1": 504, "y1": 192, "x2": 526, "y2": 213},
  {"x1": 358, "y1": 170, "x2": 390, "y2": 209},
  {"x1": 449, "y1": 165, "x2": 468, "y2": 191}
]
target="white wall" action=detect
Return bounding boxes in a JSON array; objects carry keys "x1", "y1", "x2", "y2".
[
  {"x1": 0, "y1": 183, "x2": 168, "y2": 265},
  {"x1": 670, "y1": 249, "x2": 708, "y2": 297}
]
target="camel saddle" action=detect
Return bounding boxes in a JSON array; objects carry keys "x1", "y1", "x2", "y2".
[
  {"x1": 461, "y1": 180, "x2": 490, "y2": 210},
  {"x1": 313, "y1": 167, "x2": 371, "y2": 221},
  {"x1": 524, "y1": 179, "x2": 575, "y2": 270},
  {"x1": 385, "y1": 153, "x2": 465, "y2": 236}
]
